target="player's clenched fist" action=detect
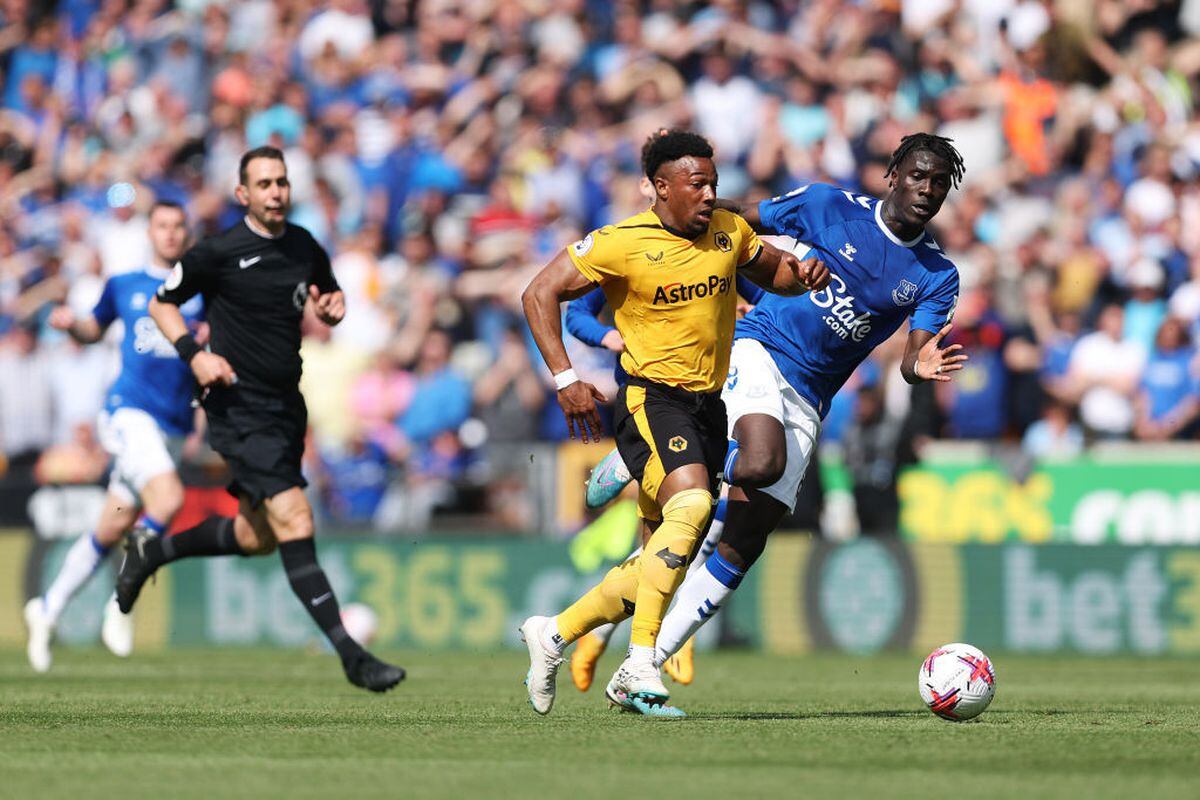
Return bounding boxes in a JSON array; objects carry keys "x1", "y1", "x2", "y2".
[
  {"x1": 793, "y1": 255, "x2": 831, "y2": 291},
  {"x1": 191, "y1": 350, "x2": 238, "y2": 387},
  {"x1": 309, "y1": 285, "x2": 345, "y2": 326}
]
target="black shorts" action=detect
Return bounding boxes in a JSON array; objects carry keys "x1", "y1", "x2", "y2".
[
  {"x1": 203, "y1": 385, "x2": 308, "y2": 506},
  {"x1": 613, "y1": 377, "x2": 727, "y2": 521}
]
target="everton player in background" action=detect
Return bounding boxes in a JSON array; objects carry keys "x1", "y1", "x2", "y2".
[{"x1": 25, "y1": 201, "x2": 203, "y2": 673}]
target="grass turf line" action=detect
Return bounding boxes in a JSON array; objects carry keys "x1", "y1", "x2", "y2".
[{"x1": 0, "y1": 647, "x2": 1196, "y2": 799}]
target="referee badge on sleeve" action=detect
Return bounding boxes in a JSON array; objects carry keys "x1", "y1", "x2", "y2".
[{"x1": 164, "y1": 262, "x2": 183, "y2": 290}]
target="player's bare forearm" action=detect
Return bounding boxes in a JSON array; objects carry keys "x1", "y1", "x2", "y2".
[
  {"x1": 521, "y1": 250, "x2": 598, "y2": 374},
  {"x1": 48, "y1": 305, "x2": 103, "y2": 343},
  {"x1": 901, "y1": 330, "x2": 933, "y2": 384},
  {"x1": 716, "y1": 198, "x2": 762, "y2": 230},
  {"x1": 149, "y1": 296, "x2": 189, "y2": 343},
  {"x1": 742, "y1": 242, "x2": 828, "y2": 296}
]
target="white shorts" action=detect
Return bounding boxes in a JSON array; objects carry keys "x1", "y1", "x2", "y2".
[
  {"x1": 96, "y1": 407, "x2": 183, "y2": 505},
  {"x1": 721, "y1": 338, "x2": 821, "y2": 512}
]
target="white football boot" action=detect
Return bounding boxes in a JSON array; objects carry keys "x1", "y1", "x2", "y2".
[
  {"x1": 520, "y1": 616, "x2": 564, "y2": 715},
  {"x1": 101, "y1": 594, "x2": 134, "y2": 658},
  {"x1": 605, "y1": 651, "x2": 686, "y2": 718},
  {"x1": 24, "y1": 598, "x2": 53, "y2": 674}
]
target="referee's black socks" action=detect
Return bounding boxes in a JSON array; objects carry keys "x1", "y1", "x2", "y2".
[
  {"x1": 279, "y1": 538, "x2": 365, "y2": 665},
  {"x1": 144, "y1": 516, "x2": 244, "y2": 566}
]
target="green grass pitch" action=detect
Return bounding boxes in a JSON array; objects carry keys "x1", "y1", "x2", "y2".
[{"x1": 1, "y1": 646, "x2": 1197, "y2": 799}]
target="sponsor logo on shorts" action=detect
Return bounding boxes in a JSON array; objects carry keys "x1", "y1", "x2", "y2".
[
  {"x1": 713, "y1": 231, "x2": 732, "y2": 252},
  {"x1": 725, "y1": 367, "x2": 738, "y2": 391},
  {"x1": 668, "y1": 436, "x2": 688, "y2": 452},
  {"x1": 655, "y1": 548, "x2": 687, "y2": 569},
  {"x1": 653, "y1": 274, "x2": 732, "y2": 305}
]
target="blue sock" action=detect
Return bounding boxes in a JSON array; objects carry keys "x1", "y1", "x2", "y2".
[
  {"x1": 704, "y1": 550, "x2": 745, "y2": 590},
  {"x1": 722, "y1": 440, "x2": 739, "y2": 482},
  {"x1": 89, "y1": 532, "x2": 110, "y2": 557},
  {"x1": 139, "y1": 514, "x2": 168, "y2": 537}
]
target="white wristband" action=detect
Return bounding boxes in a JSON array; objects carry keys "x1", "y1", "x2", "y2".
[{"x1": 553, "y1": 368, "x2": 579, "y2": 391}]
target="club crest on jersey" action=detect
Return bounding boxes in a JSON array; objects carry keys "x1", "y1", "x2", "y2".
[
  {"x1": 713, "y1": 231, "x2": 732, "y2": 253},
  {"x1": 668, "y1": 436, "x2": 688, "y2": 452},
  {"x1": 892, "y1": 278, "x2": 917, "y2": 306}
]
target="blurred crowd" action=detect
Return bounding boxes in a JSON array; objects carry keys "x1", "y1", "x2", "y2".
[{"x1": 1, "y1": 0, "x2": 1199, "y2": 531}]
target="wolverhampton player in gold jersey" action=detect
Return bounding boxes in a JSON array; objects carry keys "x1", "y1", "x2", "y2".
[{"x1": 520, "y1": 130, "x2": 830, "y2": 717}]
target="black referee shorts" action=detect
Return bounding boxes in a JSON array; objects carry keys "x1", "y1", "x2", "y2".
[
  {"x1": 203, "y1": 385, "x2": 308, "y2": 506},
  {"x1": 613, "y1": 376, "x2": 727, "y2": 521}
]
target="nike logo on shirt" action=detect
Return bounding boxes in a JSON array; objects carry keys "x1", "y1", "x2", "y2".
[
  {"x1": 238, "y1": 255, "x2": 262, "y2": 269},
  {"x1": 311, "y1": 591, "x2": 333, "y2": 607}
]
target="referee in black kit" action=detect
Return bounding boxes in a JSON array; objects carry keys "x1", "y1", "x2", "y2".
[{"x1": 121, "y1": 146, "x2": 404, "y2": 692}]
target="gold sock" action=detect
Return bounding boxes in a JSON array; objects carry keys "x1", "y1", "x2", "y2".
[
  {"x1": 630, "y1": 488, "x2": 713, "y2": 647},
  {"x1": 555, "y1": 554, "x2": 641, "y2": 643}
]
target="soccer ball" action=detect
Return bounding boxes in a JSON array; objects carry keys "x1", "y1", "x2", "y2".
[
  {"x1": 340, "y1": 603, "x2": 379, "y2": 646},
  {"x1": 918, "y1": 643, "x2": 996, "y2": 721}
]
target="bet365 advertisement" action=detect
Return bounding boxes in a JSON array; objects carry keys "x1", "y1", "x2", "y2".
[
  {"x1": 5, "y1": 533, "x2": 1200, "y2": 656},
  {"x1": 898, "y1": 459, "x2": 1200, "y2": 545}
]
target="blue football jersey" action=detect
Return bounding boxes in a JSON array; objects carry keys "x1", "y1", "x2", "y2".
[
  {"x1": 92, "y1": 267, "x2": 205, "y2": 436},
  {"x1": 735, "y1": 183, "x2": 960, "y2": 417}
]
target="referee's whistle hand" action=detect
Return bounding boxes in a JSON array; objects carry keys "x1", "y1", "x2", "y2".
[
  {"x1": 191, "y1": 351, "x2": 238, "y2": 387},
  {"x1": 309, "y1": 286, "x2": 346, "y2": 325},
  {"x1": 557, "y1": 381, "x2": 606, "y2": 443}
]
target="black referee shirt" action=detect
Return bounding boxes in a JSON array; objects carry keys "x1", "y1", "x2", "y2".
[{"x1": 157, "y1": 218, "x2": 339, "y2": 395}]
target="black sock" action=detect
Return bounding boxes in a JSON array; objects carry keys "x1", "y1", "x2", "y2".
[
  {"x1": 146, "y1": 516, "x2": 243, "y2": 567},
  {"x1": 279, "y1": 538, "x2": 364, "y2": 665}
]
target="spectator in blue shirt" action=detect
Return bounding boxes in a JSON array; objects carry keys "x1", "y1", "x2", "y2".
[{"x1": 1134, "y1": 317, "x2": 1200, "y2": 441}]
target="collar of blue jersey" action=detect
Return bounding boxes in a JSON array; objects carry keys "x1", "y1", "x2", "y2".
[
  {"x1": 874, "y1": 200, "x2": 925, "y2": 248},
  {"x1": 144, "y1": 263, "x2": 172, "y2": 280}
]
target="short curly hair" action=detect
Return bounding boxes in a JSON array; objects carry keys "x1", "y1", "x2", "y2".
[{"x1": 641, "y1": 129, "x2": 714, "y2": 180}]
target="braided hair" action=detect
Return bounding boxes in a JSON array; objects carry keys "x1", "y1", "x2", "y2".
[{"x1": 885, "y1": 133, "x2": 965, "y2": 188}]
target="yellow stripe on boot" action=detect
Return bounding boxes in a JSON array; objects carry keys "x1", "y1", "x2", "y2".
[{"x1": 630, "y1": 488, "x2": 713, "y2": 648}]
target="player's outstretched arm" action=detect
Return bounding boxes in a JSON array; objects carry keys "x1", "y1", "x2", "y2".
[
  {"x1": 901, "y1": 325, "x2": 969, "y2": 384},
  {"x1": 741, "y1": 241, "x2": 831, "y2": 296},
  {"x1": 47, "y1": 305, "x2": 103, "y2": 343},
  {"x1": 715, "y1": 198, "x2": 763, "y2": 231},
  {"x1": 521, "y1": 249, "x2": 607, "y2": 442},
  {"x1": 150, "y1": 296, "x2": 237, "y2": 388}
]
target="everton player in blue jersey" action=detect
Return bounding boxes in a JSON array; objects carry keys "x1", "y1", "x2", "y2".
[
  {"x1": 650, "y1": 133, "x2": 969, "y2": 666},
  {"x1": 25, "y1": 201, "x2": 204, "y2": 673}
]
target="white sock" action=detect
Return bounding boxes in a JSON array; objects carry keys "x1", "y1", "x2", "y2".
[
  {"x1": 654, "y1": 558, "x2": 740, "y2": 665},
  {"x1": 591, "y1": 621, "x2": 617, "y2": 645},
  {"x1": 688, "y1": 516, "x2": 723, "y2": 576},
  {"x1": 43, "y1": 532, "x2": 109, "y2": 625},
  {"x1": 628, "y1": 643, "x2": 656, "y2": 666},
  {"x1": 543, "y1": 616, "x2": 567, "y2": 654}
]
